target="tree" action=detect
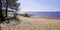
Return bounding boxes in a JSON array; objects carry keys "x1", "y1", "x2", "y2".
[
  {"x1": 1, "y1": 0, "x2": 20, "y2": 19},
  {"x1": 8, "y1": 0, "x2": 20, "y2": 18},
  {"x1": 0, "y1": 0, "x2": 5, "y2": 23},
  {"x1": 6, "y1": 0, "x2": 20, "y2": 17}
]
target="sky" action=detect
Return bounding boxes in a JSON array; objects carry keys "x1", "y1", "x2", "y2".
[{"x1": 17, "y1": 0, "x2": 60, "y2": 13}]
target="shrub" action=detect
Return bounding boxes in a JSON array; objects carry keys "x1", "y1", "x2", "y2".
[{"x1": 20, "y1": 13, "x2": 30, "y2": 17}]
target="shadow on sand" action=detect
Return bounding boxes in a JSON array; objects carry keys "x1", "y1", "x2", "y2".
[
  {"x1": 3, "y1": 17, "x2": 20, "y2": 25},
  {"x1": 0, "y1": 17, "x2": 20, "y2": 30}
]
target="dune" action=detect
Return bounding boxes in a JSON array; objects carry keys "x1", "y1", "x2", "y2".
[{"x1": 0, "y1": 15, "x2": 60, "y2": 30}]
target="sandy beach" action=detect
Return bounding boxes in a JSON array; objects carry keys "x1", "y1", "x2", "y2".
[{"x1": 0, "y1": 15, "x2": 60, "y2": 30}]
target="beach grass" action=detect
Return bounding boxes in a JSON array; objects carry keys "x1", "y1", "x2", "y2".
[{"x1": 0, "y1": 15, "x2": 60, "y2": 30}]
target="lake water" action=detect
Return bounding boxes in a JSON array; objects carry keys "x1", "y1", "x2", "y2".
[{"x1": 27, "y1": 12, "x2": 60, "y2": 18}]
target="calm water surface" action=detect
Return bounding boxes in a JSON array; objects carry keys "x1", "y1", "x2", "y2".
[{"x1": 27, "y1": 12, "x2": 60, "y2": 18}]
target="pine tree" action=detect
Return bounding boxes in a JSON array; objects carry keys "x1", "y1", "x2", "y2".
[{"x1": 6, "y1": 0, "x2": 20, "y2": 17}]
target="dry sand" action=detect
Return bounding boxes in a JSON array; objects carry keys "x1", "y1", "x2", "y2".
[{"x1": 0, "y1": 15, "x2": 60, "y2": 30}]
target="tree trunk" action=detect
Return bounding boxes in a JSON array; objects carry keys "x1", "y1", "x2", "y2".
[
  {"x1": 14, "y1": 11, "x2": 17, "y2": 18},
  {"x1": 6, "y1": 0, "x2": 8, "y2": 17},
  {"x1": 0, "y1": 1, "x2": 5, "y2": 23}
]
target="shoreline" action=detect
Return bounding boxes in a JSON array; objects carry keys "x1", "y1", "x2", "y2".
[{"x1": 28, "y1": 16, "x2": 60, "y2": 20}]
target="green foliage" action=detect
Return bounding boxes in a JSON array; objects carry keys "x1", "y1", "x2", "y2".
[{"x1": 8, "y1": 0, "x2": 20, "y2": 10}]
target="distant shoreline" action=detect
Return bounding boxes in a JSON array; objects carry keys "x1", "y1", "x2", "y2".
[
  {"x1": 30, "y1": 16, "x2": 60, "y2": 19},
  {"x1": 27, "y1": 12, "x2": 60, "y2": 19}
]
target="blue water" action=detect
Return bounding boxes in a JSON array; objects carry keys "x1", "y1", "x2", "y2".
[{"x1": 27, "y1": 12, "x2": 60, "y2": 18}]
